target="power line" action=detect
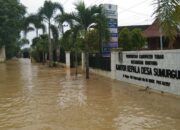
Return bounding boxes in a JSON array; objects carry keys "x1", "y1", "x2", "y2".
[
  {"x1": 119, "y1": 17, "x2": 153, "y2": 26},
  {"x1": 118, "y1": 0, "x2": 149, "y2": 14},
  {"x1": 118, "y1": 7, "x2": 149, "y2": 16}
]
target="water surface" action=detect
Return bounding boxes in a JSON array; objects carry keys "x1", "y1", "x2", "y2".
[{"x1": 0, "y1": 59, "x2": 180, "y2": 130}]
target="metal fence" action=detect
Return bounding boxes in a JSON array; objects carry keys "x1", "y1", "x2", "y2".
[
  {"x1": 59, "y1": 48, "x2": 65, "y2": 63},
  {"x1": 89, "y1": 54, "x2": 111, "y2": 71}
]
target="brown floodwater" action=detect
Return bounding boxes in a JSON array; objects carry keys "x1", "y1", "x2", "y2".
[{"x1": 0, "y1": 59, "x2": 180, "y2": 130}]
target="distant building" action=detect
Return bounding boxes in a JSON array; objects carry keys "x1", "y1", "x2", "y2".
[
  {"x1": 143, "y1": 20, "x2": 180, "y2": 49},
  {"x1": 118, "y1": 25, "x2": 150, "y2": 32}
]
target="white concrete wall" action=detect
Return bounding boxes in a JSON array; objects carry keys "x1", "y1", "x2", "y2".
[
  {"x1": 65, "y1": 51, "x2": 70, "y2": 68},
  {"x1": 81, "y1": 52, "x2": 85, "y2": 70},
  {"x1": 89, "y1": 68, "x2": 112, "y2": 79},
  {"x1": 0, "y1": 46, "x2": 6, "y2": 62},
  {"x1": 113, "y1": 49, "x2": 180, "y2": 95}
]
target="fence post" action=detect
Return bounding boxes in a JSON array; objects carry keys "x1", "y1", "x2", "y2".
[
  {"x1": 81, "y1": 51, "x2": 85, "y2": 70},
  {"x1": 65, "y1": 51, "x2": 70, "y2": 68},
  {"x1": 0, "y1": 46, "x2": 6, "y2": 63},
  {"x1": 111, "y1": 50, "x2": 116, "y2": 79}
]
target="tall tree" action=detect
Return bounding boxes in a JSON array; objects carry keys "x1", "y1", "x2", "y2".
[
  {"x1": 50, "y1": 24, "x2": 60, "y2": 62},
  {"x1": 63, "y1": 1, "x2": 107, "y2": 79},
  {"x1": 155, "y1": 0, "x2": 180, "y2": 48},
  {"x1": 55, "y1": 13, "x2": 76, "y2": 62},
  {"x1": 31, "y1": 35, "x2": 48, "y2": 63},
  {"x1": 118, "y1": 28, "x2": 132, "y2": 51},
  {"x1": 67, "y1": 25, "x2": 81, "y2": 76},
  {"x1": 22, "y1": 17, "x2": 34, "y2": 38},
  {"x1": 131, "y1": 28, "x2": 146, "y2": 50},
  {"x1": 38, "y1": 0, "x2": 64, "y2": 66},
  {"x1": 118, "y1": 28, "x2": 146, "y2": 51},
  {"x1": 93, "y1": 6, "x2": 110, "y2": 54},
  {"x1": 27, "y1": 14, "x2": 46, "y2": 37},
  {"x1": 0, "y1": 0, "x2": 26, "y2": 59}
]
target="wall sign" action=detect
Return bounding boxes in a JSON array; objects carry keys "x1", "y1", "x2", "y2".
[
  {"x1": 101, "y1": 4, "x2": 118, "y2": 57},
  {"x1": 115, "y1": 50, "x2": 180, "y2": 95}
]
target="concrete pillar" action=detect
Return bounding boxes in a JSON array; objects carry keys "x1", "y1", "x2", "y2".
[
  {"x1": 0, "y1": 46, "x2": 6, "y2": 62},
  {"x1": 111, "y1": 50, "x2": 116, "y2": 80},
  {"x1": 81, "y1": 52, "x2": 85, "y2": 70},
  {"x1": 65, "y1": 51, "x2": 70, "y2": 68},
  {"x1": 111, "y1": 48, "x2": 122, "y2": 80}
]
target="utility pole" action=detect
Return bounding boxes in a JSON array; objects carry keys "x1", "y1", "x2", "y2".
[{"x1": 158, "y1": 0, "x2": 163, "y2": 50}]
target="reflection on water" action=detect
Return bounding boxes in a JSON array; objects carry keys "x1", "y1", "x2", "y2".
[
  {"x1": 58, "y1": 70, "x2": 87, "y2": 109},
  {"x1": 0, "y1": 59, "x2": 180, "y2": 130}
]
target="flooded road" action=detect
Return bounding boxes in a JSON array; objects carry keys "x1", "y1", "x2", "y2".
[{"x1": 0, "y1": 59, "x2": 180, "y2": 130}]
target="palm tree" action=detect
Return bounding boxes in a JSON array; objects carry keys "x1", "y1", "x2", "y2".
[
  {"x1": 27, "y1": 14, "x2": 46, "y2": 37},
  {"x1": 63, "y1": 1, "x2": 105, "y2": 79},
  {"x1": 18, "y1": 38, "x2": 29, "y2": 48},
  {"x1": 38, "y1": 0, "x2": 64, "y2": 66},
  {"x1": 31, "y1": 35, "x2": 48, "y2": 63},
  {"x1": 131, "y1": 28, "x2": 146, "y2": 50},
  {"x1": 67, "y1": 25, "x2": 81, "y2": 76},
  {"x1": 72, "y1": 25, "x2": 81, "y2": 76},
  {"x1": 50, "y1": 24, "x2": 59, "y2": 62},
  {"x1": 22, "y1": 17, "x2": 34, "y2": 38},
  {"x1": 155, "y1": 0, "x2": 180, "y2": 48},
  {"x1": 118, "y1": 28, "x2": 132, "y2": 51},
  {"x1": 55, "y1": 13, "x2": 76, "y2": 62},
  {"x1": 93, "y1": 6, "x2": 110, "y2": 54}
]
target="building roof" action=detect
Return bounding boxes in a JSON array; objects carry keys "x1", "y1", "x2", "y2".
[
  {"x1": 118, "y1": 25, "x2": 150, "y2": 31},
  {"x1": 143, "y1": 20, "x2": 163, "y2": 38}
]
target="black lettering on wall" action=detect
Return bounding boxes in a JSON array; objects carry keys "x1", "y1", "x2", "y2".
[
  {"x1": 156, "y1": 80, "x2": 170, "y2": 87},
  {"x1": 145, "y1": 61, "x2": 158, "y2": 66},
  {"x1": 116, "y1": 65, "x2": 126, "y2": 71},
  {"x1": 155, "y1": 54, "x2": 164, "y2": 59},
  {"x1": 123, "y1": 75, "x2": 171, "y2": 87},
  {"x1": 123, "y1": 74, "x2": 129, "y2": 79},
  {"x1": 178, "y1": 71, "x2": 180, "y2": 79},
  {"x1": 126, "y1": 54, "x2": 138, "y2": 59},
  {"x1": 141, "y1": 67, "x2": 152, "y2": 75},
  {"x1": 131, "y1": 60, "x2": 144, "y2": 65},
  {"x1": 162, "y1": 81, "x2": 170, "y2": 87},
  {"x1": 117, "y1": 65, "x2": 180, "y2": 80},
  {"x1": 153, "y1": 68, "x2": 180, "y2": 79},
  {"x1": 127, "y1": 65, "x2": 140, "y2": 73},
  {"x1": 171, "y1": 70, "x2": 177, "y2": 79},
  {"x1": 156, "y1": 80, "x2": 162, "y2": 85},
  {"x1": 139, "y1": 55, "x2": 153, "y2": 59},
  {"x1": 149, "y1": 79, "x2": 155, "y2": 83}
]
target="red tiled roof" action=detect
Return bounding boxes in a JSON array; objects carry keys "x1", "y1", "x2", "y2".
[{"x1": 143, "y1": 19, "x2": 163, "y2": 38}]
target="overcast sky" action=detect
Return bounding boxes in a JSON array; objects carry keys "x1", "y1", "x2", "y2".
[
  {"x1": 20, "y1": 0, "x2": 157, "y2": 45},
  {"x1": 21, "y1": 0, "x2": 156, "y2": 25}
]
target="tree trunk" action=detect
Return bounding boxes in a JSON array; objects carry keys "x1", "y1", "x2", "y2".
[
  {"x1": 48, "y1": 20, "x2": 53, "y2": 67},
  {"x1": 0, "y1": 46, "x2": 6, "y2": 62},
  {"x1": 168, "y1": 40, "x2": 174, "y2": 49},
  {"x1": 45, "y1": 53, "x2": 47, "y2": 62},
  {"x1": 85, "y1": 42, "x2": 89, "y2": 79},
  {"x1": 56, "y1": 46, "x2": 60, "y2": 62},
  {"x1": 75, "y1": 48, "x2": 78, "y2": 77},
  {"x1": 73, "y1": 37, "x2": 78, "y2": 77},
  {"x1": 36, "y1": 29, "x2": 39, "y2": 37},
  {"x1": 42, "y1": 51, "x2": 45, "y2": 65},
  {"x1": 99, "y1": 29, "x2": 103, "y2": 54}
]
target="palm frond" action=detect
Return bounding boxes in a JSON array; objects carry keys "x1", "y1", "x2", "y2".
[
  {"x1": 154, "y1": 0, "x2": 180, "y2": 40},
  {"x1": 50, "y1": 24, "x2": 59, "y2": 41}
]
